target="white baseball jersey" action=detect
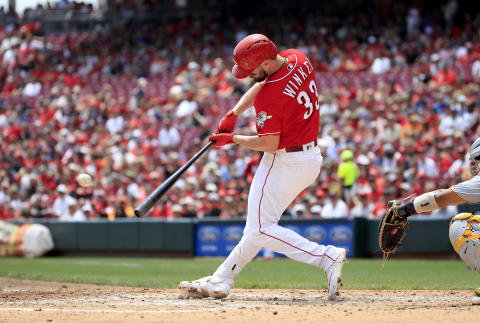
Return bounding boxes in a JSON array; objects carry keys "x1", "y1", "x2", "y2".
[{"x1": 451, "y1": 175, "x2": 480, "y2": 203}]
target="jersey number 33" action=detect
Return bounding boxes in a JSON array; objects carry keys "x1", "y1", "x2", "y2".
[{"x1": 296, "y1": 80, "x2": 319, "y2": 120}]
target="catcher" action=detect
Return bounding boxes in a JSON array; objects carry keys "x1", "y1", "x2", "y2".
[{"x1": 379, "y1": 137, "x2": 480, "y2": 304}]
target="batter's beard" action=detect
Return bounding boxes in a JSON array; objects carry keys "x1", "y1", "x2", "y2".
[{"x1": 253, "y1": 71, "x2": 268, "y2": 83}]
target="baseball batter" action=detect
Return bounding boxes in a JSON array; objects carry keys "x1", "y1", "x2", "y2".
[
  {"x1": 381, "y1": 137, "x2": 480, "y2": 304},
  {"x1": 179, "y1": 34, "x2": 347, "y2": 300}
]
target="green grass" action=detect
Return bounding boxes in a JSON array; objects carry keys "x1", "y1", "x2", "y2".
[{"x1": 0, "y1": 257, "x2": 478, "y2": 290}]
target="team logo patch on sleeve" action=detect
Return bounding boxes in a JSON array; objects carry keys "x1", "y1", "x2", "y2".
[{"x1": 256, "y1": 111, "x2": 272, "y2": 128}]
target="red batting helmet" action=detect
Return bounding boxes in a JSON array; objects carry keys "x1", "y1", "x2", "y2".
[{"x1": 232, "y1": 34, "x2": 277, "y2": 79}]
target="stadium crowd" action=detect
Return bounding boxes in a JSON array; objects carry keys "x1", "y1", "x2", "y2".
[{"x1": 1, "y1": 0, "x2": 480, "y2": 221}]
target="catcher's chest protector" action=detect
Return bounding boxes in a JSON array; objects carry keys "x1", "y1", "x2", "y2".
[{"x1": 449, "y1": 213, "x2": 480, "y2": 273}]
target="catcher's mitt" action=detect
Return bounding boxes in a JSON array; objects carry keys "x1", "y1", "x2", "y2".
[{"x1": 378, "y1": 200, "x2": 409, "y2": 266}]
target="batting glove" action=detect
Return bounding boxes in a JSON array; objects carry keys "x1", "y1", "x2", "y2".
[
  {"x1": 209, "y1": 132, "x2": 235, "y2": 147},
  {"x1": 217, "y1": 110, "x2": 238, "y2": 133}
]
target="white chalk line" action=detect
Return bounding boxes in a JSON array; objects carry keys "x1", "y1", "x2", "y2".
[
  {"x1": 38, "y1": 260, "x2": 142, "y2": 267},
  {"x1": 0, "y1": 306, "x2": 246, "y2": 314}
]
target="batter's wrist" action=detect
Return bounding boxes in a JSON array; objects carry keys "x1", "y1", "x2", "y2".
[{"x1": 412, "y1": 191, "x2": 439, "y2": 213}]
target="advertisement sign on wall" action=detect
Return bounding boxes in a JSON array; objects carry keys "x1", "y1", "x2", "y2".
[{"x1": 195, "y1": 221, "x2": 354, "y2": 257}]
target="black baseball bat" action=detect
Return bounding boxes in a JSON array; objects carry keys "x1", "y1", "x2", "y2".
[{"x1": 134, "y1": 141, "x2": 214, "y2": 217}]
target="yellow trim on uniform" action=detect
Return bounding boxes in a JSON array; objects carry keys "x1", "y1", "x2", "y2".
[
  {"x1": 471, "y1": 215, "x2": 480, "y2": 223},
  {"x1": 453, "y1": 214, "x2": 477, "y2": 253},
  {"x1": 451, "y1": 213, "x2": 473, "y2": 222},
  {"x1": 454, "y1": 234, "x2": 480, "y2": 253},
  {"x1": 454, "y1": 236, "x2": 468, "y2": 253},
  {"x1": 475, "y1": 289, "x2": 480, "y2": 296},
  {"x1": 476, "y1": 246, "x2": 479, "y2": 259},
  {"x1": 449, "y1": 187, "x2": 473, "y2": 204}
]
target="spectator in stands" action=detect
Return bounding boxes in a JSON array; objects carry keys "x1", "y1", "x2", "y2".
[
  {"x1": 159, "y1": 118, "x2": 180, "y2": 148},
  {"x1": 52, "y1": 184, "x2": 73, "y2": 218},
  {"x1": 350, "y1": 192, "x2": 375, "y2": 218},
  {"x1": 376, "y1": 143, "x2": 398, "y2": 175},
  {"x1": 337, "y1": 149, "x2": 359, "y2": 204},
  {"x1": 106, "y1": 195, "x2": 135, "y2": 220},
  {"x1": 309, "y1": 204, "x2": 322, "y2": 218},
  {"x1": 204, "y1": 193, "x2": 221, "y2": 217},
  {"x1": 179, "y1": 196, "x2": 197, "y2": 218},
  {"x1": 321, "y1": 189, "x2": 349, "y2": 218},
  {"x1": 0, "y1": 1, "x2": 479, "y2": 222},
  {"x1": 290, "y1": 204, "x2": 307, "y2": 219},
  {"x1": 371, "y1": 50, "x2": 391, "y2": 74}
]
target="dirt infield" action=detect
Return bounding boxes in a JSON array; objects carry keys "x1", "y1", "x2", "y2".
[{"x1": 0, "y1": 278, "x2": 479, "y2": 323}]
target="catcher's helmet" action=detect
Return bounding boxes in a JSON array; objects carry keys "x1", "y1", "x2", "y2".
[
  {"x1": 470, "y1": 138, "x2": 480, "y2": 176},
  {"x1": 232, "y1": 34, "x2": 277, "y2": 79},
  {"x1": 471, "y1": 138, "x2": 480, "y2": 160}
]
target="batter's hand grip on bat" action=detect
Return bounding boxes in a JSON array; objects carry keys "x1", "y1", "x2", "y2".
[{"x1": 134, "y1": 141, "x2": 214, "y2": 217}]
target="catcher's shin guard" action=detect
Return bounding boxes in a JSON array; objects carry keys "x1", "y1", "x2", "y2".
[{"x1": 449, "y1": 213, "x2": 480, "y2": 273}]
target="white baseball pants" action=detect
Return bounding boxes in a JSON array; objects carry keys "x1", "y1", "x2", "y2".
[{"x1": 213, "y1": 146, "x2": 343, "y2": 281}]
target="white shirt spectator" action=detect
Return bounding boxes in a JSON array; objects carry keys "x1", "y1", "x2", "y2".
[
  {"x1": 0, "y1": 113, "x2": 7, "y2": 128},
  {"x1": 30, "y1": 39, "x2": 44, "y2": 50},
  {"x1": 72, "y1": 209, "x2": 86, "y2": 221},
  {"x1": 127, "y1": 182, "x2": 139, "y2": 199},
  {"x1": 53, "y1": 195, "x2": 76, "y2": 218},
  {"x1": 106, "y1": 115, "x2": 125, "y2": 134},
  {"x1": 371, "y1": 57, "x2": 391, "y2": 74},
  {"x1": 321, "y1": 198, "x2": 349, "y2": 218},
  {"x1": 472, "y1": 60, "x2": 480, "y2": 81},
  {"x1": 351, "y1": 202, "x2": 374, "y2": 218},
  {"x1": 463, "y1": 109, "x2": 478, "y2": 130},
  {"x1": 176, "y1": 99, "x2": 198, "y2": 118},
  {"x1": 290, "y1": 204, "x2": 307, "y2": 218},
  {"x1": 10, "y1": 198, "x2": 25, "y2": 211},
  {"x1": 439, "y1": 111, "x2": 469, "y2": 135},
  {"x1": 54, "y1": 109, "x2": 69, "y2": 125},
  {"x1": 159, "y1": 127, "x2": 180, "y2": 147},
  {"x1": 417, "y1": 156, "x2": 439, "y2": 178},
  {"x1": 111, "y1": 146, "x2": 125, "y2": 169},
  {"x1": 58, "y1": 211, "x2": 75, "y2": 221},
  {"x1": 19, "y1": 173, "x2": 33, "y2": 193},
  {"x1": 448, "y1": 158, "x2": 466, "y2": 178},
  {"x1": 319, "y1": 101, "x2": 338, "y2": 124},
  {"x1": 150, "y1": 56, "x2": 168, "y2": 75},
  {"x1": 0, "y1": 189, "x2": 8, "y2": 204},
  {"x1": 455, "y1": 45, "x2": 467, "y2": 60},
  {"x1": 234, "y1": 157, "x2": 247, "y2": 177},
  {"x1": 1, "y1": 36, "x2": 20, "y2": 52},
  {"x1": 22, "y1": 81, "x2": 42, "y2": 97},
  {"x1": 59, "y1": 198, "x2": 83, "y2": 221},
  {"x1": 438, "y1": 114, "x2": 455, "y2": 136},
  {"x1": 453, "y1": 114, "x2": 469, "y2": 132},
  {"x1": 381, "y1": 156, "x2": 398, "y2": 174},
  {"x1": 53, "y1": 94, "x2": 69, "y2": 109},
  {"x1": 3, "y1": 48, "x2": 15, "y2": 66}
]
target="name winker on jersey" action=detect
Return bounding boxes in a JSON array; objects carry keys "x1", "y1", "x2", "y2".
[{"x1": 282, "y1": 59, "x2": 315, "y2": 99}]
